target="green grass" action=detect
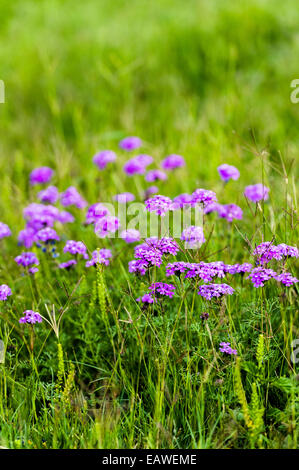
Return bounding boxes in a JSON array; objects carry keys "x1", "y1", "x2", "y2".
[{"x1": 0, "y1": 0, "x2": 298, "y2": 449}]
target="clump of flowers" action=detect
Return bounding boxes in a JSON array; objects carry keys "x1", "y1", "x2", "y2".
[
  {"x1": 253, "y1": 241, "x2": 298, "y2": 265},
  {"x1": 58, "y1": 259, "x2": 77, "y2": 270},
  {"x1": 148, "y1": 282, "x2": 176, "y2": 298},
  {"x1": 191, "y1": 188, "x2": 217, "y2": 208},
  {"x1": 85, "y1": 249, "x2": 112, "y2": 267},
  {"x1": 247, "y1": 267, "x2": 277, "y2": 287},
  {"x1": 60, "y1": 186, "x2": 87, "y2": 209},
  {"x1": 145, "y1": 195, "x2": 173, "y2": 216},
  {"x1": 217, "y1": 204, "x2": 243, "y2": 222},
  {"x1": 37, "y1": 186, "x2": 59, "y2": 204},
  {"x1": 161, "y1": 154, "x2": 185, "y2": 170},
  {"x1": 0, "y1": 222, "x2": 11, "y2": 239},
  {"x1": 219, "y1": 342, "x2": 237, "y2": 355},
  {"x1": 274, "y1": 272, "x2": 298, "y2": 286},
  {"x1": 123, "y1": 157, "x2": 146, "y2": 176},
  {"x1": 166, "y1": 261, "x2": 226, "y2": 282},
  {"x1": 36, "y1": 228, "x2": 60, "y2": 243},
  {"x1": 172, "y1": 193, "x2": 193, "y2": 209},
  {"x1": 114, "y1": 192, "x2": 135, "y2": 203},
  {"x1": 85, "y1": 203, "x2": 110, "y2": 225},
  {"x1": 145, "y1": 169, "x2": 167, "y2": 182},
  {"x1": 119, "y1": 136, "x2": 142, "y2": 151},
  {"x1": 181, "y1": 225, "x2": 205, "y2": 248},
  {"x1": 15, "y1": 252, "x2": 39, "y2": 268},
  {"x1": 120, "y1": 229, "x2": 141, "y2": 243},
  {"x1": 244, "y1": 184, "x2": 269, "y2": 203},
  {"x1": 136, "y1": 293, "x2": 156, "y2": 304},
  {"x1": 19, "y1": 310, "x2": 42, "y2": 324},
  {"x1": 94, "y1": 215, "x2": 120, "y2": 238},
  {"x1": 217, "y1": 164, "x2": 240, "y2": 182},
  {"x1": 30, "y1": 167, "x2": 53, "y2": 185},
  {"x1": 93, "y1": 150, "x2": 116, "y2": 170},
  {"x1": 130, "y1": 237, "x2": 179, "y2": 274},
  {"x1": 197, "y1": 283, "x2": 234, "y2": 300},
  {"x1": 0, "y1": 284, "x2": 12, "y2": 301},
  {"x1": 63, "y1": 240, "x2": 89, "y2": 259}
]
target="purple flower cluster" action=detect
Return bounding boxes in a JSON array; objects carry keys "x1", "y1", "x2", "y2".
[
  {"x1": 136, "y1": 293, "x2": 156, "y2": 304},
  {"x1": 0, "y1": 284, "x2": 12, "y2": 301},
  {"x1": 85, "y1": 249, "x2": 112, "y2": 267},
  {"x1": 85, "y1": 203, "x2": 110, "y2": 225},
  {"x1": 95, "y1": 215, "x2": 120, "y2": 238},
  {"x1": 148, "y1": 282, "x2": 176, "y2": 298},
  {"x1": 217, "y1": 204, "x2": 243, "y2": 222},
  {"x1": 63, "y1": 240, "x2": 89, "y2": 259},
  {"x1": 219, "y1": 342, "x2": 237, "y2": 355},
  {"x1": 130, "y1": 237, "x2": 179, "y2": 274},
  {"x1": 36, "y1": 228, "x2": 60, "y2": 243},
  {"x1": 145, "y1": 169, "x2": 167, "y2": 182},
  {"x1": 161, "y1": 154, "x2": 185, "y2": 171},
  {"x1": 30, "y1": 167, "x2": 53, "y2": 185},
  {"x1": 181, "y1": 225, "x2": 205, "y2": 248},
  {"x1": 59, "y1": 259, "x2": 77, "y2": 270},
  {"x1": 244, "y1": 184, "x2": 269, "y2": 203},
  {"x1": 114, "y1": 192, "x2": 135, "y2": 203},
  {"x1": 197, "y1": 283, "x2": 234, "y2": 300},
  {"x1": 217, "y1": 164, "x2": 240, "y2": 182},
  {"x1": 60, "y1": 186, "x2": 87, "y2": 209},
  {"x1": 19, "y1": 310, "x2": 42, "y2": 324},
  {"x1": 145, "y1": 195, "x2": 173, "y2": 216},
  {"x1": 191, "y1": 188, "x2": 218, "y2": 208},
  {"x1": 120, "y1": 229, "x2": 141, "y2": 243},
  {"x1": 93, "y1": 150, "x2": 116, "y2": 170},
  {"x1": 37, "y1": 186, "x2": 59, "y2": 204},
  {"x1": 247, "y1": 267, "x2": 298, "y2": 287},
  {"x1": 119, "y1": 136, "x2": 142, "y2": 151},
  {"x1": 15, "y1": 251, "x2": 39, "y2": 268},
  {"x1": 0, "y1": 222, "x2": 11, "y2": 239},
  {"x1": 253, "y1": 242, "x2": 299, "y2": 265}
]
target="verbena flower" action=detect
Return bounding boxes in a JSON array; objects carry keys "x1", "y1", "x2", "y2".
[
  {"x1": 253, "y1": 242, "x2": 298, "y2": 265},
  {"x1": 130, "y1": 237, "x2": 179, "y2": 274},
  {"x1": 30, "y1": 167, "x2": 53, "y2": 185},
  {"x1": 148, "y1": 282, "x2": 176, "y2": 298},
  {"x1": 172, "y1": 193, "x2": 193, "y2": 209},
  {"x1": 136, "y1": 293, "x2": 156, "y2": 304},
  {"x1": 123, "y1": 157, "x2": 146, "y2": 176},
  {"x1": 57, "y1": 210, "x2": 75, "y2": 224},
  {"x1": 145, "y1": 195, "x2": 173, "y2": 216},
  {"x1": 217, "y1": 203, "x2": 243, "y2": 222},
  {"x1": 36, "y1": 228, "x2": 60, "y2": 243},
  {"x1": 120, "y1": 229, "x2": 141, "y2": 243},
  {"x1": 219, "y1": 342, "x2": 237, "y2": 355},
  {"x1": 277, "y1": 243, "x2": 299, "y2": 258},
  {"x1": 58, "y1": 259, "x2": 77, "y2": 269},
  {"x1": 19, "y1": 310, "x2": 42, "y2": 324},
  {"x1": 60, "y1": 186, "x2": 87, "y2": 209},
  {"x1": 244, "y1": 184, "x2": 269, "y2": 203},
  {"x1": 114, "y1": 192, "x2": 135, "y2": 203},
  {"x1": 217, "y1": 164, "x2": 240, "y2": 182},
  {"x1": 23, "y1": 203, "x2": 59, "y2": 230},
  {"x1": 181, "y1": 225, "x2": 205, "y2": 248},
  {"x1": 15, "y1": 251, "x2": 39, "y2": 267},
  {"x1": 197, "y1": 283, "x2": 234, "y2": 300},
  {"x1": 0, "y1": 222, "x2": 11, "y2": 239},
  {"x1": 191, "y1": 188, "x2": 217, "y2": 208},
  {"x1": 85, "y1": 249, "x2": 112, "y2": 267},
  {"x1": 119, "y1": 136, "x2": 142, "y2": 151},
  {"x1": 18, "y1": 228, "x2": 36, "y2": 248},
  {"x1": 274, "y1": 272, "x2": 298, "y2": 286},
  {"x1": 161, "y1": 154, "x2": 185, "y2": 170},
  {"x1": 94, "y1": 216, "x2": 120, "y2": 238},
  {"x1": 135, "y1": 154, "x2": 153, "y2": 167},
  {"x1": 224, "y1": 263, "x2": 253, "y2": 274},
  {"x1": 144, "y1": 186, "x2": 158, "y2": 198},
  {"x1": 145, "y1": 169, "x2": 167, "y2": 182},
  {"x1": 37, "y1": 186, "x2": 59, "y2": 204},
  {"x1": 63, "y1": 240, "x2": 88, "y2": 259},
  {"x1": 166, "y1": 261, "x2": 226, "y2": 282},
  {"x1": 247, "y1": 267, "x2": 277, "y2": 287},
  {"x1": 93, "y1": 150, "x2": 116, "y2": 170},
  {"x1": 85, "y1": 203, "x2": 110, "y2": 225},
  {"x1": 0, "y1": 284, "x2": 12, "y2": 301},
  {"x1": 128, "y1": 259, "x2": 149, "y2": 275}
]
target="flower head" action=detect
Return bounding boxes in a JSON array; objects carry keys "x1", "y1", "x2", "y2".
[
  {"x1": 145, "y1": 195, "x2": 173, "y2": 216},
  {"x1": 120, "y1": 229, "x2": 141, "y2": 243},
  {"x1": 148, "y1": 282, "x2": 176, "y2": 298},
  {"x1": 85, "y1": 249, "x2": 112, "y2": 267},
  {"x1": 217, "y1": 204, "x2": 243, "y2": 222},
  {"x1": 15, "y1": 251, "x2": 39, "y2": 267},
  {"x1": 93, "y1": 150, "x2": 116, "y2": 170},
  {"x1": 58, "y1": 259, "x2": 77, "y2": 270},
  {"x1": 197, "y1": 283, "x2": 234, "y2": 300},
  {"x1": 63, "y1": 240, "x2": 88, "y2": 259},
  {"x1": 219, "y1": 342, "x2": 237, "y2": 355},
  {"x1": 123, "y1": 157, "x2": 146, "y2": 176},
  {"x1": 37, "y1": 186, "x2": 59, "y2": 204},
  {"x1": 19, "y1": 310, "x2": 42, "y2": 324},
  {"x1": 0, "y1": 222, "x2": 11, "y2": 239},
  {"x1": 181, "y1": 225, "x2": 205, "y2": 248},
  {"x1": 0, "y1": 284, "x2": 12, "y2": 301},
  {"x1": 145, "y1": 170, "x2": 167, "y2": 182},
  {"x1": 161, "y1": 154, "x2": 185, "y2": 170},
  {"x1": 136, "y1": 294, "x2": 156, "y2": 304},
  {"x1": 85, "y1": 203, "x2": 110, "y2": 225},
  {"x1": 191, "y1": 189, "x2": 217, "y2": 208},
  {"x1": 94, "y1": 216, "x2": 120, "y2": 238},
  {"x1": 36, "y1": 228, "x2": 60, "y2": 243},
  {"x1": 119, "y1": 136, "x2": 142, "y2": 151},
  {"x1": 30, "y1": 167, "x2": 53, "y2": 185},
  {"x1": 217, "y1": 164, "x2": 240, "y2": 182},
  {"x1": 244, "y1": 184, "x2": 269, "y2": 203},
  {"x1": 114, "y1": 192, "x2": 135, "y2": 203},
  {"x1": 60, "y1": 186, "x2": 87, "y2": 209}
]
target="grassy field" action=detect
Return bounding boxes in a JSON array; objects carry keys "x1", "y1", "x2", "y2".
[{"x1": 0, "y1": 0, "x2": 298, "y2": 449}]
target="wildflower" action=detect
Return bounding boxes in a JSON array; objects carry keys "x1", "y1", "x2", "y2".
[
  {"x1": 85, "y1": 203, "x2": 110, "y2": 225},
  {"x1": 15, "y1": 252, "x2": 39, "y2": 267},
  {"x1": 200, "y1": 312, "x2": 209, "y2": 321},
  {"x1": 60, "y1": 186, "x2": 87, "y2": 209},
  {"x1": 144, "y1": 186, "x2": 158, "y2": 199},
  {"x1": 36, "y1": 228, "x2": 60, "y2": 243},
  {"x1": 277, "y1": 243, "x2": 299, "y2": 258},
  {"x1": 172, "y1": 193, "x2": 193, "y2": 209},
  {"x1": 94, "y1": 216, "x2": 120, "y2": 238},
  {"x1": 244, "y1": 184, "x2": 269, "y2": 203},
  {"x1": 57, "y1": 210, "x2": 75, "y2": 224},
  {"x1": 274, "y1": 272, "x2": 298, "y2": 286},
  {"x1": 58, "y1": 259, "x2": 77, "y2": 269},
  {"x1": 123, "y1": 157, "x2": 146, "y2": 176},
  {"x1": 114, "y1": 192, "x2": 135, "y2": 203},
  {"x1": 197, "y1": 283, "x2": 234, "y2": 300},
  {"x1": 19, "y1": 310, "x2": 42, "y2": 324},
  {"x1": 145, "y1": 169, "x2": 167, "y2": 182},
  {"x1": 224, "y1": 263, "x2": 253, "y2": 274},
  {"x1": 128, "y1": 259, "x2": 149, "y2": 275},
  {"x1": 219, "y1": 342, "x2": 237, "y2": 355},
  {"x1": 253, "y1": 242, "x2": 298, "y2": 265},
  {"x1": 181, "y1": 225, "x2": 205, "y2": 248},
  {"x1": 18, "y1": 228, "x2": 36, "y2": 248},
  {"x1": 23, "y1": 203, "x2": 59, "y2": 230},
  {"x1": 217, "y1": 203, "x2": 243, "y2": 222},
  {"x1": 93, "y1": 150, "x2": 116, "y2": 170},
  {"x1": 0, "y1": 222, "x2": 11, "y2": 239},
  {"x1": 247, "y1": 267, "x2": 276, "y2": 287},
  {"x1": 148, "y1": 282, "x2": 176, "y2": 298},
  {"x1": 135, "y1": 154, "x2": 153, "y2": 167},
  {"x1": 28, "y1": 267, "x2": 39, "y2": 274},
  {"x1": 63, "y1": 240, "x2": 89, "y2": 259},
  {"x1": 145, "y1": 194, "x2": 173, "y2": 216},
  {"x1": 119, "y1": 136, "x2": 142, "y2": 151},
  {"x1": 166, "y1": 261, "x2": 226, "y2": 282},
  {"x1": 217, "y1": 164, "x2": 240, "y2": 182},
  {"x1": 85, "y1": 249, "x2": 112, "y2": 267},
  {"x1": 37, "y1": 186, "x2": 59, "y2": 204},
  {"x1": 204, "y1": 202, "x2": 221, "y2": 214},
  {"x1": 161, "y1": 154, "x2": 185, "y2": 170},
  {"x1": 136, "y1": 294, "x2": 156, "y2": 304},
  {"x1": 120, "y1": 229, "x2": 141, "y2": 243},
  {"x1": 30, "y1": 167, "x2": 53, "y2": 185},
  {"x1": 191, "y1": 188, "x2": 217, "y2": 208},
  {"x1": 0, "y1": 284, "x2": 12, "y2": 301}
]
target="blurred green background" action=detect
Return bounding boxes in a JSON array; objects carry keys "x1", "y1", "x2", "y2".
[{"x1": 0, "y1": 0, "x2": 298, "y2": 219}]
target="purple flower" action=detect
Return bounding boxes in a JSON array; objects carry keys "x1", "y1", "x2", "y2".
[
  {"x1": 0, "y1": 222, "x2": 11, "y2": 239},
  {"x1": 204, "y1": 202, "x2": 221, "y2": 215},
  {"x1": 23, "y1": 203, "x2": 59, "y2": 230},
  {"x1": 63, "y1": 240, "x2": 88, "y2": 259},
  {"x1": 37, "y1": 186, "x2": 59, "y2": 204},
  {"x1": 253, "y1": 242, "x2": 298, "y2": 265},
  {"x1": 85, "y1": 249, "x2": 112, "y2": 267},
  {"x1": 0, "y1": 284, "x2": 12, "y2": 301},
  {"x1": 145, "y1": 195, "x2": 173, "y2": 216},
  {"x1": 59, "y1": 259, "x2": 77, "y2": 270},
  {"x1": 19, "y1": 310, "x2": 42, "y2": 324},
  {"x1": 181, "y1": 226, "x2": 205, "y2": 248},
  {"x1": 15, "y1": 252, "x2": 39, "y2": 267},
  {"x1": 172, "y1": 193, "x2": 193, "y2": 209},
  {"x1": 60, "y1": 186, "x2": 87, "y2": 209},
  {"x1": 119, "y1": 136, "x2": 142, "y2": 151},
  {"x1": 197, "y1": 283, "x2": 234, "y2": 300},
  {"x1": 277, "y1": 243, "x2": 299, "y2": 258},
  {"x1": 18, "y1": 228, "x2": 36, "y2": 248},
  {"x1": 148, "y1": 282, "x2": 176, "y2": 298},
  {"x1": 30, "y1": 167, "x2": 53, "y2": 185},
  {"x1": 135, "y1": 154, "x2": 153, "y2": 167},
  {"x1": 130, "y1": 237, "x2": 179, "y2": 275},
  {"x1": 219, "y1": 342, "x2": 237, "y2": 355},
  {"x1": 145, "y1": 170, "x2": 167, "y2": 182},
  {"x1": 191, "y1": 189, "x2": 217, "y2": 208},
  {"x1": 224, "y1": 263, "x2": 253, "y2": 274},
  {"x1": 161, "y1": 154, "x2": 185, "y2": 170},
  {"x1": 28, "y1": 267, "x2": 39, "y2": 275},
  {"x1": 166, "y1": 261, "x2": 226, "y2": 283},
  {"x1": 247, "y1": 267, "x2": 276, "y2": 287},
  {"x1": 144, "y1": 186, "x2": 159, "y2": 199},
  {"x1": 217, "y1": 204, "x2": 243, "y2": 222},
  {"x1": 217, "y1": 164, "x2": 240, "y2": 182},
  {"x1": 129, "y1": 259, "x2": 149, "y2": 275},
  {"x1": 120, "y1": 229, "x2": 141, "y2": 243},
  {"x1": 114, "y1": 192, "x2": 135, "y2": 203},
  {"x1": 244, "y1": 184, "x2": 269, "y2": 203},
  {"x1": 57, "y1": 210, "x2": 75, "y2": 224},
  {"x1": 123, "y1": 157, "x2": 146, "y2": 176},
  {"x1": 136, "y1": 294, "x2": 156, "y2": 304},
  {"x1": 94, "y1": 216, "x2": 120, "y2": 238},
  {"x1": 93, "y1": 150, "x2": 116, "y2": 170},
  {"x1": 85, "y1": 203, "x2": 110, "y2": 225},
  {"x1": 200, "y1": 312, "x2": 209, "y2": 320},
  {"x1": 274, "y1": 272, "x2": 298, "y2": 286},
  {"x1": 36, "y1": 228, "x2": 60, "y2": 243}
]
